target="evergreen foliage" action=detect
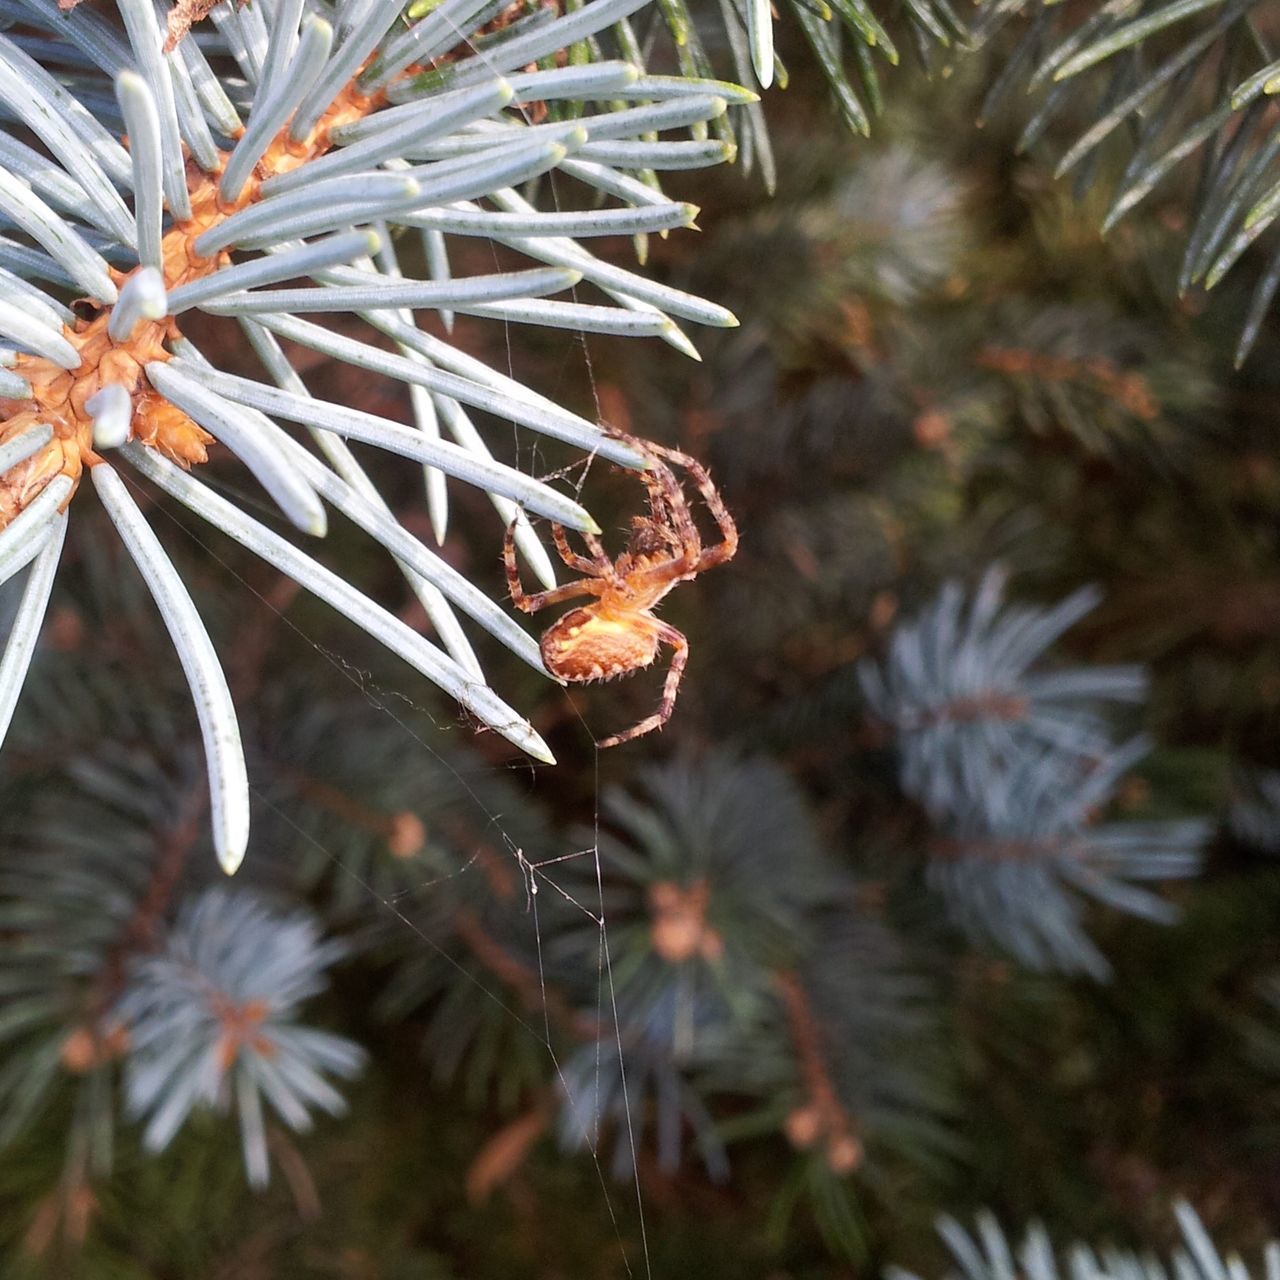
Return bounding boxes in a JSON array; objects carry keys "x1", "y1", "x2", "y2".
[
  {"x1": 0, "y1": 0, "x2": 743, "y2": 873},
  {"x1": 891, "y1": 1203, "x2": 1280, "y2": 1280},
  {"x1": 707, "y1": 0, "x2": 1280, "y2": 355},
  {"x1": 861, "y1": 572, "x2": 1208, "y2": 976},
  {"x1": 2, "y1": 0, "x2": 1280, "y2": 1276},
  {"x1": 119, "y1": 887, "x2": 364, "y2": 1188},
  {"x1": 974, "y1": 1, "x2": 1279, "y2": 364},
  {"x1": 859, "y1": 568, "x2": 1148, "y2": 818},
  {"x1": 0, "y1": 581, "x2": 953, "y2": 1265}
]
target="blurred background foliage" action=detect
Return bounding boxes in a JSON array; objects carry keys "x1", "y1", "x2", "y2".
[{"x1": 7, "y1": 2, "x2": 1280, "y2": 1277}]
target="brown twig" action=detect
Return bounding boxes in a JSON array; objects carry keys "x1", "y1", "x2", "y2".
[
  {"x1": 282, "y1": 765, "x2": 426, "y2": 859},
  {"x1": 929, "y1": 835, "x2": 1082, "y2": 863},
  {"x1": 59, "y1": 780, "x2": 206, "y2": 1075},
  {"x1": 977, "y1": 344, "x2": 1159, "y2": 421},
  {"x1": 106, "y1": 785, "x2": 205, "y2": 992},
  {"x1": 773, "y1": 970, "x2": 862, "y2": 1175},
  {"x1": 900, "y1": 689, "x2": 1029, "y2": 729},
  {"x1": 452, "y1": 906, "x2": 600, "y2": 1040}
]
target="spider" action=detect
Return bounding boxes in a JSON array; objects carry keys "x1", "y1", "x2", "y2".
[{"x1": 504, "y1": 435, "x2": 738, "y2": 747}]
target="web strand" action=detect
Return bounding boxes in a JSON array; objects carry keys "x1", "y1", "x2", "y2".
[
  {"x1": 0, "y1": 0, "x2": 659, "y2": 1257},
  {"x1": 95, "y1": 14, "x2": 657, "y2": 1245}
]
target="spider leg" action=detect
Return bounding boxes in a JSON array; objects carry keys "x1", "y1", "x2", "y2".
[
  {"x1": 597, "y1": 620, "x2": 689, "y2": 748},
  {"x1": 640, "y1": 468, "x2": 691, "y2": 558},
  {"x1": 504, "y1": 519, "x2": 604, "y2": 614},
  {"x1": 603, "y1": 454, "x2": 718, "y2": 596},
  {"x1": 642, "y1": 454, "x2": 702, "y2": 561},
  {"x1": 550, "y1": 523, "x2": 599, "y2": 576},
  {"x1": 581, "y1": 529, "x2": 625, "y2": 585},
  {"x1": 555, "y1": 524, "x2": 625, "y2": 590},
  {"x1": 643, "y1": 442, "x2": 738, "y2": 572},
  {"x1": 615, "y1": 450, "x2": 728, "y2": 593},
  {"x1": 516, "y1": 580, "x2": 605, "y2": 614}
]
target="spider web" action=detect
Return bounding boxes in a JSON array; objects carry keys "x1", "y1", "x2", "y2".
[
  {"x1": 101, "y1": 266, "x2": 656, "y2": 1276},
  {"x1": 301, "y1": 475, "x2": 651, "y2": 1271},
  {"x1": 0, "y1": 5, "x2": 694, "y2": 1270},
  {"x1": 164, "y1": 292, "x2": 651, "y2": 1270}
]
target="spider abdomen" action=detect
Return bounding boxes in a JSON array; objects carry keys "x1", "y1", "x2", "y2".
[{"x1": 541, "y1": 606, "x2": 661, "y2": 683}]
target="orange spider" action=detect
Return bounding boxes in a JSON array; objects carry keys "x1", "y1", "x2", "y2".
[{"x1": 504, "y1": 436, "x2": 738, "y2": 747}]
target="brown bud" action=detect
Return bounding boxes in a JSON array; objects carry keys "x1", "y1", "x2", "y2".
[
  {"x1": 784, "y1": 1104, "x2": 822, "y2": 1149},
  {"x1": 912, "y1": 408, "x2": 951, "y2": 450},
  {"x1": 45, "y1": 607, "x2": 85, "y2": 653},
  {"x1": 868, "y1": 591, "x2": 898, "y2": 632},
  {"x1": 60, "y1": 1027, "x2": 98, "y2": 1075},
  {"x1": 648, "y1": 879, "x2": 718, "y2": 965},
  {"x1": 826, "y1": 1132, "x2": 862, "y2": 1175},
  {"x1": 387, "y1": 812, "x2": 426, "y2": 859},
  {"x1": 651, "y1": 913, "x2": 703, "y2": 964},
  {"x1": 133, "y1": 391, "x2": 212, "y2": 467}
]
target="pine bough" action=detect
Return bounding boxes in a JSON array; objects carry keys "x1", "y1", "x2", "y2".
[
  {"x1": 0, "y1": 753, "x2": 362, "y2": 1189},
  {"x1": 859, "y1": 567, "x2": 1148, "y2": 819},
  {"x1": 975, "y1": 0, "x2": 1278, "y2": 365},
  {"x1": 861, "y1": 568, "x2": 1209, "y2": 977},
  {"x1": 0, "y1": 0, "x2": 747, "y2": 874},
  {"x1": 543, "y1": 753, "x2": 949, "y2": 1184},
  {"x1": 120, "y1": 887, "x2": 364, "y2": 1187},
  {"x1": 890, "y1": 1202, "x2": 1280, "y2": 1280}
]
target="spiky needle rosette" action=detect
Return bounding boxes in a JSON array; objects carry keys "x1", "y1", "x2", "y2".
[
  {"x1": 0, "y1": 0, "x2": 747, "y2": 874},
  {"x1": 119, "y1": 886, "x2": 365, "y2": 1188},
  {"x1": 888, "y1": 1200, "x2": 1280, "y2": 1280},
  {"x1": 859, "y1": 568, "x2": 1149, "y2": 820},
  {"x1": 927, "y1": 738, "x2": 1208, "y2": 979},
  {"x1": 862, "y1": 570, "x2": 1208, "y2": 976}
]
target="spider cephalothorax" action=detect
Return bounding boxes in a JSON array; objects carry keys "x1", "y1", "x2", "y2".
[{"x1": 504, "y1": 436, "x2": 738, "y2": 747}]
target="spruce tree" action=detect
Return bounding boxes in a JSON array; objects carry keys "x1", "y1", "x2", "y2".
[{"x1": 1, "y1": 1, "x2": 1279, "y2": 1275}]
